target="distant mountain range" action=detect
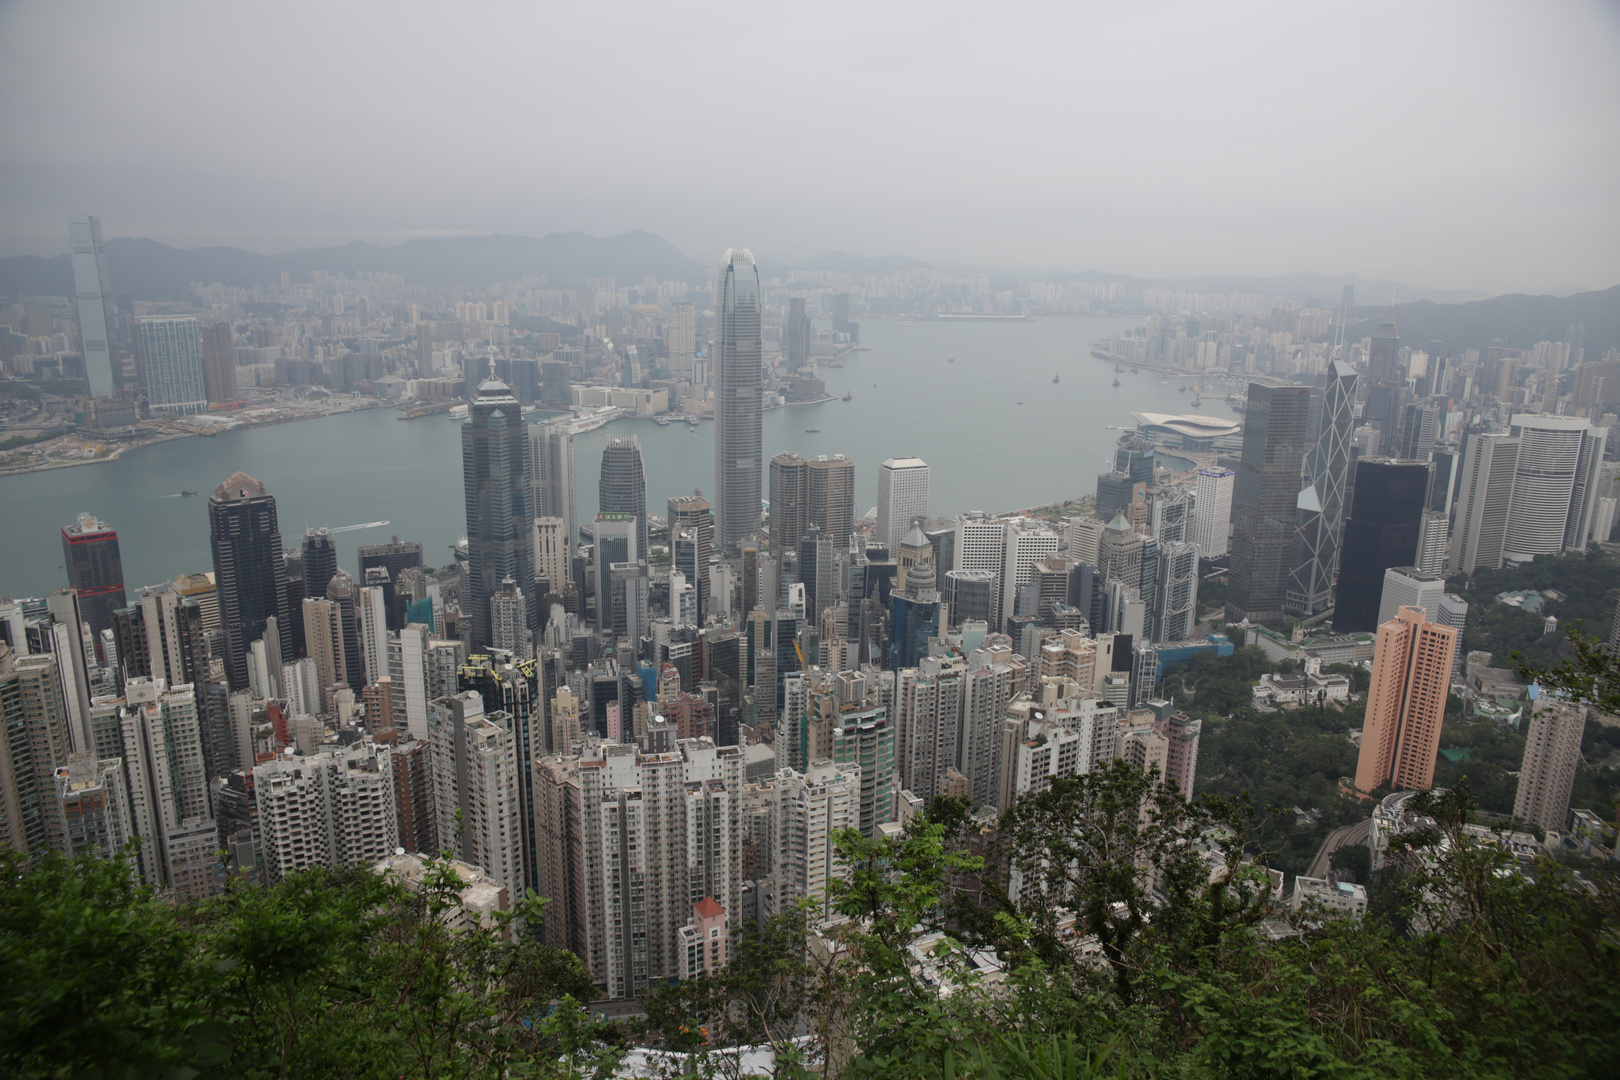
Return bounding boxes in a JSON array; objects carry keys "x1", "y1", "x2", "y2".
[
  {"x1": 1, "y1": 230, "x2": 1612, "y2": 354},
  {"x1": 1345, "y1": 286, "x2": 1620, "y2": 355},
  {"x1": 0, "y1": 230, "x2": 709, "y2": 301}
]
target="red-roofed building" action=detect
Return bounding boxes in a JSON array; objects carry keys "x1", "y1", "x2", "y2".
[{"x1": 679, "y1": 896, "x2": 728, "y2": 977}]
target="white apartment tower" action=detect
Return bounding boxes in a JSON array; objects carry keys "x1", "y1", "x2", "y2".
[
  {"x1": 876, "y1": 458, "x2": 931, "y2": 552},
  {"x1": 118, "y1": 677, "x2": 213, "y2": 896},
  {"x1": 429, "y1": 691, "x2": 526, "y2": 895},
  {"x1": 1192, "y1": 468, "x2": 1235, "y2": 559},
  {"x1": 253, "y1": 742, "x2": 398, "y2": 883},
  {"x1": 536, "y1": 726, "x2": 745, "y2": 1001},
  {"x1": 960, "y1": 653, "x2": 1018, "y2": 808},
  {"x1": 388, "y1": 624, "x2": 431, "y2": 740},
  {"x1": 896, "y1": 658, "x2": 965, "y2": 802},
  {"x1": 490, "y1": 578, "x2": 532, "y2": 661},
  {"x1": 1513, "y1": 697, "x2": 1587, "y2": 835},
  {"x1": 357, "y1": 585, "x2": 388, "y2": 685},
  {"x1": 767, "y1": 760, "x2": 859, "y2": 913}
]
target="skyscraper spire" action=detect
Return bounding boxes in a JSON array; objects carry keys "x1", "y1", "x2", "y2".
[{"x1": 713, "y1": 248, "x2": 764, "y2": 549}]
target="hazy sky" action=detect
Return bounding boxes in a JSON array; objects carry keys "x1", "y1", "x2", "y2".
[{"x1": 2, "y1": 0, "x2": 1617, "y2": 294}]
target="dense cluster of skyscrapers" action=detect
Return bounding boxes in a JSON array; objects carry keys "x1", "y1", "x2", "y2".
[{"x1": 4, "y1": 239, "x2": 1611, "y2": 1005}]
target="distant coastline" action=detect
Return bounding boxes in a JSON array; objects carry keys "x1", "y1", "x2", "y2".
[{"x1": 0, "y1": 399, "x2": 390, "y2": 479}]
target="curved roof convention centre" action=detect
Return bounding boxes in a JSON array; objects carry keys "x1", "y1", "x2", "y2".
[{"x1": 1130, "y1": 412, "x2": 1242, "y2": 439}]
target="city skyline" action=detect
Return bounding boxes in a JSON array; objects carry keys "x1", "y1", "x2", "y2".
[
  {"x1": 4, "y1": 1, "x2": 1620, "y2": 1063},
  {"x1": 1, "y1": 3, "x2": 1617, "y2": 295}
]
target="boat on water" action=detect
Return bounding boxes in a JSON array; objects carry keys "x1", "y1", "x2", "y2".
[
  {"x1": 842, "y1": 392, "x2": 853, "y2": 401},
  {"x1": 686, "y1": 415, "x2": 700, "y2": 425},
  {"x1": 947, "y1": 357, "x2": 955, "y2": 363},
  {"x1": 1052, "y1": 373, "x2": 1060, "y2": 384},
  {"x1": 180, "y1": 490, "x2": 197, "y2": 497},
  {"x1": 1178, "y1": 385, "x2": 1188, "y2": 392},
  {"x1": 1017, "y1": 400, "x2": 1024, "y2": 405},
  {"x1": 1115, "y1": 365, "x2": 1124, "y2": 373},
  {"x1": 1112, "y1": 378, "x2": 1121, "y2": 387},
  {"x1": 805, "y1": 427, "x2": 821, "y2": 433},
  {"x1": 1190, "y1": 399, "x2": 1202, "y2": 408},
  {"x1": 654, "y1": 416, "x2": 670, "y2": 426},
  {"x1": 1106, "y1": 425, "x2": 1119, "y2": 430},
  {"x1": 900, "y1": 320, "x2": 917, "y2": 327},
  {"x1": 1130, "y1": 367, "x2": 1139, "y2": 373}
]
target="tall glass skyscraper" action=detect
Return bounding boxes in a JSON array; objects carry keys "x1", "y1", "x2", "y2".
[
  {"x1": 598, "y1": 435, "x2": 648, "y2": 558},
  {"x1": 1286, "y1": 359, "x2": 1357, "y2": 616},
  {"x1": 1226, "y1": 383, "x2": 1311, "y2": 624},
  {"x1": 209, "y1": 472, "x2": 292, "y2": 690},
  {"x1": 60, "y1": 512, "x2": 126, "y2": 649},
  {"x1": 463, "y1": 371, "x2": 534, "y2": 651},
  {"x1": 68, "y1": 215, "x2": 118, "y2": 398},
  {"x1": 135, "y1": 315, "x2": 208, "y2": 415},
  {"x1": 713, "y1": 249, "x2": 763, "y2": 549},
  {"x1": 301, "y1": 528, "x2": 339, "y2": 601},
  {"x1": 1333, "y1": 459, "x2": 1430, "y2": 632}
]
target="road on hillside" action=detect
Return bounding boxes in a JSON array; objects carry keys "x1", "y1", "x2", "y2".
[{"x1": 1307, "y1": 817, "x2": 1373, "y2": 879}]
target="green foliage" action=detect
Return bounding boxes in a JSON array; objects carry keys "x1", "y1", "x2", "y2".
[
  {"x1": 1176, "y1": 648, "x2": 1368, "y2": 877},
  {"x1": 1325, "y1": 661, "x2": 1371, "y2": 694},
  {"x1": 1430, "y1": 716, "x2": 1526, "y2": 815},
  {"x1": 0, "y1": 849, "x2": 618, "y2": 1080},
  {"x1": 1329, "y1": 842, "x2": 1371, "y2": 882},
  {"x1": 1159, "y1": 645, "x2": 1273, "y2": 717},
  {"x1": 851, "y1": 1031, "x2": 1150, "y2": 1079},
  {"x1": 1456, "y1": 549, "x2": 1620, "y2": 669},
  {"x1": 12, "y1": 760, "x2": 1620, "y2": 1080},
  {"x1": 0, "y1": 846, "x2": 207, "y2": 1079}
]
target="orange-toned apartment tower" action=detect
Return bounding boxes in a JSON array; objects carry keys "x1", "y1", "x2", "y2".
[{"x1": 1354, "y1": 606, "x2": 1459, "y2": 795}]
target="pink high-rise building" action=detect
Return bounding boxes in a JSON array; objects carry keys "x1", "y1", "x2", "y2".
[
  {"x1": 1354, "y1": 606, "x2": 1459, "y2": 795},
  {"x1": 1153, "y1": 711, "x2": 1203, "y2": 795}
]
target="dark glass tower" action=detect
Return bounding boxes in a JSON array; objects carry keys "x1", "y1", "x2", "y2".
[
  {"x1": 60, "y1": 513, "x2": 126, "y2": 650},
  {"x1": 1286, "y1": 360, "x2": 1357, "y2": 616},
  {"x1": 598, "y1": 435, "x2": 648, "y2": 559},
  {"x1": 769, "y1": 452, "x2": 807, "y2": 553},
  {"x1": 357, "y1": 535, "x2": 424, "y2": 631},
  {"x1": 209, "y1": 472, "x2": 291, "y2": 690},
  {"x1": 713, "y1": 249, "x2": 763, "y2": 548},
  {"x1": 1333, "y1": 459, "x2": 1431, "y2": 632},
  {"x1": 1226, "y1": 384, "x2": 1311, "y2": 624},
  {"x1": 463, "y1": 372, "x2": 534, "y2": 652},
  {"x1": 301, "y1": 528, "x2": 338, "y2": 602}
]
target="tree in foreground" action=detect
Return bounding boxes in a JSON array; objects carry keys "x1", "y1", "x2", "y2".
[{"x1": 0, "y1": 848, "x2": 620, "y2": 1080}]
